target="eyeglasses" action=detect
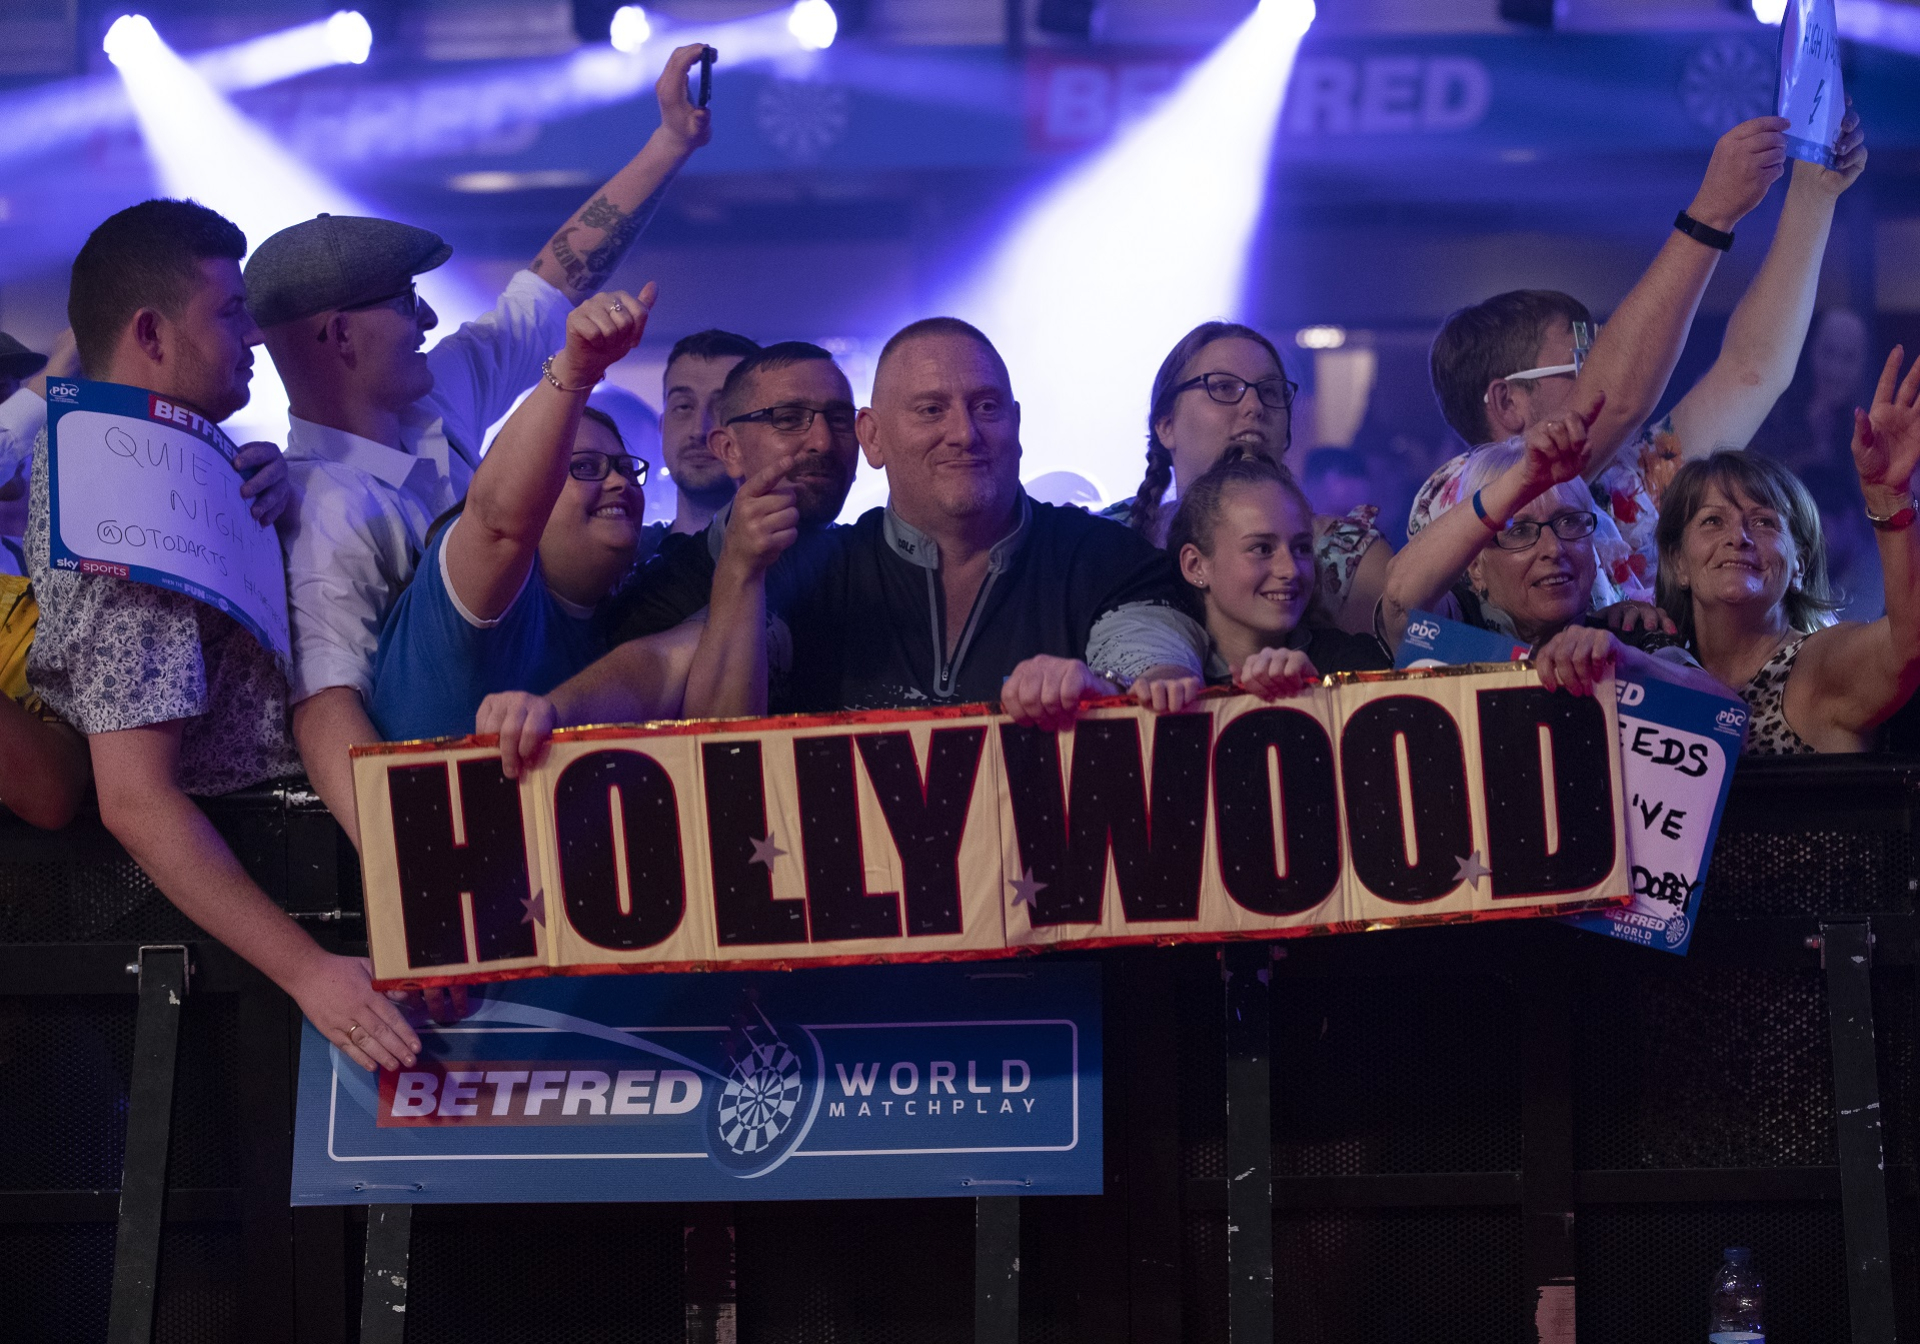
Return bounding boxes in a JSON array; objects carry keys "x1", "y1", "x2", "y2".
[
  {"x1": 1495, "y1": 321, "x2": 1595, "y2": 386},
  {"x1": 726, "y1": 402, "x2": 858, "y2": 436},
  {"x1": 1171, "y1": 372, "x2": 1298, "y2": 411},
  {"x1": 1493, "y1": 510, "x2": 1597, "y2": 551},
  {"x1": 339, "y1": 281, "x2": 421, "y2": 320},
  {"x1": 569, "y1": 451, "x2": 648, "y2": 484}
]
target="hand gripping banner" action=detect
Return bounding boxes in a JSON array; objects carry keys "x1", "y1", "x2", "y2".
[{"x1": 353, "y1": 665, "x2": 1633, "y2": 989}]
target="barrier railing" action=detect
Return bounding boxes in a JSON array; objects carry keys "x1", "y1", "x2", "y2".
[{"x1": 1, "y1": 756, "x2": 1913, "y2": 1343}]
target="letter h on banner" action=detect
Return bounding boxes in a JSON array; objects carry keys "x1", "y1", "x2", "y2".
[{"x1": 387, "y1": 758, "x2": 537, "y2": 968}]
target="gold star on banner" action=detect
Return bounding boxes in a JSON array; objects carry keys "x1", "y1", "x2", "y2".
[{"x1": 749, "y1": 834, "x2": 787, "y2": 869}]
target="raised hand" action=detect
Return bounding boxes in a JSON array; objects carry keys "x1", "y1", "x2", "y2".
[
  {"x1": 1599, "y1": 599, "x2": 1676, "y2": 636},
  {"x1": 476, "y1": 690, "x2": 560, "y2": 779},
  {"x1": 1689, "y1": 116, "x2": 1790, "y2": 232},
  {"x1": 1802, "y1": 101, "x2": 1868, "y2": 197},
  {"x1": 232, "y1": 440, "x2": 293, "y2": 525},
  {"x1": 1855, "y1": 346, "x2": 1920, "y2": 506},
  {"x1": 288, "y1": 950, "x2": 421, "y2": 1073},
  {"x1": 1000, "y1": 656, "x2": 1119, "y2": 733},
  {"x1": 551, "y1": 284, "x2": 655, "y2": 391},
  {"x1": 718, "y1": 456, "x2": 800, "y2": 581},
  {"x1": 1515, "y1": 389, "x2": 1605, "y2": 496},
  {"x1": 1237, "y1": 647, "x2": 1320, "y2": 700},
  {"x1": 655, "y1": 43, "x2": 715, "y2": 154}
]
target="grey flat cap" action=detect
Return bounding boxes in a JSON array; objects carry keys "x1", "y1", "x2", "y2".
[
  {"x1": 0, "y1": 331, "x2": 47, "y2": 382},
  {"x1": 244, "y1": 214, "x2": 452, "y2": 328}
]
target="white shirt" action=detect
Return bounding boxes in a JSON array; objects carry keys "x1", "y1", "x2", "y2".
[
  {"x1": 279, "y1": 268, "x2": 572, "y2": 703},
  {"x1": 0, "y1": 388, "x2": 47, "y2": 481}
]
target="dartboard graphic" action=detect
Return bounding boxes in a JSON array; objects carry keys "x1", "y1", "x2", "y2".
[
  {"x1": 754, "y1": 78, "x2": 851, "y2": 164},
  {"x1": 1678, "y1": 37, "x2": 1776, "y2": 133},
  {"x1": 705, "y1": 1006, "x2": 824, "y2": 1178}
]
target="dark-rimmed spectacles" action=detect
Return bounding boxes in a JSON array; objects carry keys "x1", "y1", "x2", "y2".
[
  {"x1": 726, "y1": 402, "x2": 858, "y2": 437},
  {"x1": 339, "y1": 281, "x2": 421, "y2": 320},
  {"x1": 569, "y1": 451, "x2": 647, "y2": 484},
  {"x1": 1171, "y1": 372, "x2": 1298, "y2": 412},
  {"x1": 1494, "y1": 510, "x2": 1596, "y2": 551}
]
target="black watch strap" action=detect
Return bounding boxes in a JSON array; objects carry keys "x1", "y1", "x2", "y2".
[{"x1": 1674, "y1": 210, "x2": 1734, "y2": 252}]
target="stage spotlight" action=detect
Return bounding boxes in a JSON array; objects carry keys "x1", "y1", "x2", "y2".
[
  {"x1": 1751, "y1": 0, "x2": 1788, "y2": 21},
  {"x1": 609, "y1": 5, "x2": 651, "y2": 52},
  {"x1": 102, "y1": 13, "x2": 162, "y2": 67},
  {"x1": 942, "y1": 0, "x2": 1316, "y2": 503},
  {"x1": 1295, "y1": 325, "x2": 1345, "y2": 350},
  {"x1": 325, "y1": 11, "x2": 374, "y2": 64},
  {"x1": 788, "y1": 0, "x2": 838, "y2": 50}
]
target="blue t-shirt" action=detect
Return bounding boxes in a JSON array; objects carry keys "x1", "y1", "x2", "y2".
[{"x1": 368, "y1": 522, "x2": 605, "y2": 742}]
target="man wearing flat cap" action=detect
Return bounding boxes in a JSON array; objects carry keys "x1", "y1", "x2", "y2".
[{"x1": 256, "y1": 43, "x2": 713, "y2": 846}]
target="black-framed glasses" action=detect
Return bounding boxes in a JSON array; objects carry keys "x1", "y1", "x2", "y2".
[
  {"x1": 569, "y1": 451, "x2": 648, "y2": 484},
  {"x1": 725, "y1": 402, "x2": 858, "y2": 436},
  {"x1": 1171, "y1": 371, "x2": 1298, "y2": 412},
  {"x1": 339, "y1": 281, "x2": 421, "y2": 320},
  {"x1": 1493, "y1": 510, "x2": 1597, "y2": 551}
]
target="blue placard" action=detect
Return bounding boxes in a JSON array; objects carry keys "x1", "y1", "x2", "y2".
[
  {"x1": 1394, "y1": 610, "x2": 1746, "y2": 955},
  {"x1": 293, "y1": 962, "x2": 1101, "y2": 1204}
]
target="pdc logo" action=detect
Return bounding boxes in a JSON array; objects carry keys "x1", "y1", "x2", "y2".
[
  {"x1": 705, "y1": 1006, "x2": 825, "y2": 1179},
  {"x1": 1715, "y1": 706, "x2": 1748, "y2": 735},
  {"x1": 47, "y1": 382, "x2": 77, "y2": 403},
  {"x1": 1406, "y1": 618, "x2": 1442, "y2": 644}
]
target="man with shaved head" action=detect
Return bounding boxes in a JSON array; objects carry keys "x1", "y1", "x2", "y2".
[{"x1": 474, "y1": 316, "x2": 1205, "y2": 772}]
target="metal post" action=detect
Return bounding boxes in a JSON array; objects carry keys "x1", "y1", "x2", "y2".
[
  {"x1": 684, "y1": 1203, "x2": 738, "y2": 1344},
  {"x1": 1223, "y1": 944, "x2": 1273, "y2": 1342},
  {"x1": 1519, "y1": 972, "x2": 1576, "y2": 1344},
  {"x1": 105, "y1": 944, "x2": 189, "y2": 1344},
  {"x1": 974, "y1": 1195, "x2": 1020, "y2": 1343},
  {"x1": 360, "y1": 1204, "x2": 414, "y2": 1344},
  {"x1": 1818, "y1": 920, "x2": 1898, "y2": 1344}
]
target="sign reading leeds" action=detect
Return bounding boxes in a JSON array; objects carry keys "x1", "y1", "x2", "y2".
[
  {"x1": 292, "y1": 962, "x2": 1100, "y2": 1203},
  {"x1": 45, "y1": 378, "x2": 291, "y2": 664},
  {"x1": 354, "y1": 666, "x2": 1631, "y2": 987}
]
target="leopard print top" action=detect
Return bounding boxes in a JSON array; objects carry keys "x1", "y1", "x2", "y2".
[{"x1": 1739, "y1": 634, "x2": 1816, "y2": 756}]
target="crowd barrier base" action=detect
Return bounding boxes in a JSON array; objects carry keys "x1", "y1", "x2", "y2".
[{"x1": 0, "y1": 757, "x2": 1914, "y2": 1343}]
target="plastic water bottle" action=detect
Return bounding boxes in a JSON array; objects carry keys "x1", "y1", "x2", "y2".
[{"x1": 1709, "y1": 1247, "x2": 1765, "y2": 1342}]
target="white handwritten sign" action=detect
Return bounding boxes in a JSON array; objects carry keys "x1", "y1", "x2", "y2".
[
  {"x1": 1777, "y1": 0, "x2": 1843, "y2": 169},
  {"x1": 44, "y1": 378, "x2": 291, "y2": 665}
]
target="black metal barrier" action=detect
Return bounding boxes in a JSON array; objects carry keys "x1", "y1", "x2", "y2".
[{"x1": 1, "y1": 757, "x2": 1914, "y2": 1342}]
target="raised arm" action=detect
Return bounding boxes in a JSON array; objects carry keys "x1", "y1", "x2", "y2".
[
  {"x1": 1668, "y1": 111, "x2": 1868, "y2": 456},
  {"x1": 445, "y1": 287, "x2": 650, "y2": 620},
  {"x1": 1379, "y1": 393, "x2": 1601, "y2": 650},
  {"x1": 683, "y1": 458, "x2": 799, "y2": 719},
  {"x1": 1795, "y1": 347, "x2": 1920, "y2": 739},
  {"x1": 1575, "y1": 117, "x2": 1788, "y2": 477},
  {"x1": 529, "y1": 45, "x2": 712, "y2": 302}
]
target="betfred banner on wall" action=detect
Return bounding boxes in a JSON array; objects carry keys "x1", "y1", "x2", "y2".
[
  {"x1": 353, "y1": 666, "x2": 1632, "y2": 989},
  {"x1": 292, "y1": 962, "x2": 1100, "y2": 1203}
]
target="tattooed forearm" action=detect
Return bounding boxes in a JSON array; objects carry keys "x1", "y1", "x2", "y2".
[{"x1": 536, "y1": 181, "x2": 671, "y2": 299}]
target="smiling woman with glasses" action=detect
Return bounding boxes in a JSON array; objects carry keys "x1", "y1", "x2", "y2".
[
  {"x1": 1376, "y1": 392, "x2": 1709, "y2": 682},
  {"x1": 1103, "y1": 320, "x2": 1392, "y2": 637}
]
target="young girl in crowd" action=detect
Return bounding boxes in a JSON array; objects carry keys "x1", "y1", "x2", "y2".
[
  {"x1": 1652, "y1": 347, "x2": 1920, "y2": 753},
  {"x1": 1107, "y1": 322, "x2": 1390, "y2": 634},
  {"x1": 1164, "y1": 455, "x2": 1390, "y2": 696}
]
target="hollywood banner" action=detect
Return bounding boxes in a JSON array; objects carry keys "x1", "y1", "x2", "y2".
[{"x1": 355, "y1": 665, "x2": 1632, "y2": 987}]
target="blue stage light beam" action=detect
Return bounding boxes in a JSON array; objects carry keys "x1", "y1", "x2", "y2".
[
  {"x1": 940, "y1": 0, "x2": 1315, "y2": 506},
  {"x1": 106, "y1": 15, "x2": 490, "y2": 444}
]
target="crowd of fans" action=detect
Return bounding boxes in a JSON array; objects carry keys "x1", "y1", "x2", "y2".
[{"x1": 0, "y1": 45, "x2": 1915, "y2": 1069}]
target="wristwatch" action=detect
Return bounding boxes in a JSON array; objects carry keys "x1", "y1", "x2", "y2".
[
  {"x1": 1867, "y1": 496, "x2": 1919, "y2": 532},
  {"x1": 1673, "y1": 210, "x2": 1734, "y2": 253}
]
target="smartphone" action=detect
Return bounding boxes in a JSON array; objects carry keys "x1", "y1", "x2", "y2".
[{"x1": 698, "y1": 46, "x2": 716, "y2": 108}]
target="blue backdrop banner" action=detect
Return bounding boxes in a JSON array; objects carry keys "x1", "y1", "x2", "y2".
[{"x1": 292, "y1": 961, "x2": 1101, "y2": 1204}]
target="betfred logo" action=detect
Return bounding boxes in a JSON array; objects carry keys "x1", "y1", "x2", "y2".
[
  {"x1": 377, "y1": 1060, "x2": 703, "y2": 1126},
  {"x1": 148, "y1": 395, "x2": 219, "y2": 444}
]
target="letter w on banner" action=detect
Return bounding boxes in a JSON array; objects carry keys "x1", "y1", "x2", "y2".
[{"x1": 352, "y1": 666, "x2": 1633, "y2": 988}]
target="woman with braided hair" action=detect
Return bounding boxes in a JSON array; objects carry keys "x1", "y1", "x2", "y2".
[{"x1": 1100, "y1": 322, "x2": 1391, "y2": 634}]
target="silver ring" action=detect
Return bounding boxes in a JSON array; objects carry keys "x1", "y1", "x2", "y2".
[{"x1": 609, "y1": 301, "x2": 625, "y2": 314}]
